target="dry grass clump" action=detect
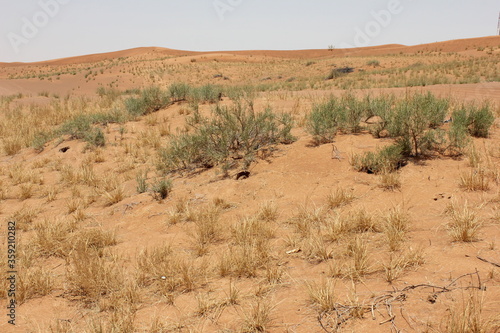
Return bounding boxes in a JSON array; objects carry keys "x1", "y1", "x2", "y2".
[
  {"x1": 383, "y1": 206, "x2": 411, "y2": 251},
  {"x1": 302, "y1": 232, "x2": 333, "y2": 262},
  {"x1": 307, "y1": 278, "x2": 336, "y2": 313},
  {"x1": 383, "y1": 247, "x2": 425, "y2": 283},
  {"x1": 137, "y1": 245, "x2": 206, "y2": 298},
  {"x1": 345, "y1": 208, "x2": 380, "y2": 233},
  {"x1": 18, "y1": 183, "x2": 35, "y2": 200},
  {"x1": 66, "y1": 245, "x2": 123, "y2": 305},
  {"x1": 33, "y1": 217, "x2": 77, "y2": 257},
  {"x1": 327, "y1": 187, "x2": 355, "y2": 209},
  {"x1": 343, "y1": 236, "x2": 371, "y2": 281},
  {"x1": 444, "y1": 291, "x2": 495, "y2": 333},
  {"x1": 103, "y1": 186, "x2": 125, "y2": 206},
  {"x1": 167, "y1": 197, "x2": 195, "y2": 225},
  {"x1": 232, "y1": 217, "x2": 274, "y2": 245},
  {"x1": 378, "y1": 171, "x2": 401, "y2": 191},
  {"x1": 191, "y1": 206, "x2": 223, "y2": 256},
  {"x1": 257, "y1": 201, "x2": 279, "y2": 222},
  {"x1": 447, "y1": 201, "x2": 482, "y2": 242},
  {"x1": 290, "y1": 205, "x2": 326, "y2": 237},
  {"x1": 9, "y1": 205, "x2": 40, "y2": 231},
  {"x1": 17, "y1": 266, "x2": 54, "y2": 305},
  {"x1": 459, "y1": 168, "x2": 489, "y2": 191},
  {"x1": 241, "y1": 301, "x2": 274, "y2": 333},
  {"x1": 73, "y1": 228, "x2": 117, "y2": 251},
  {"x1": 219, "y1": 241, "x2": 271, "y2": 278}
]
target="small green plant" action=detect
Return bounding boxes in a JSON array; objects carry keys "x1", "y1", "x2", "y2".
[
  {"x1": 151, "y1": 178, "x2": 172, "y2": 201},
  {"x1": 85, "y1": 128, "x2": 105, "y2": 147},
  {"x1": 366, "y1": 59, "x2": 380, "y2": 67},
  {"x1": 466, "y1": 103, "x2": 495, "y2": 138},
  {"x1": 168, "y1": 82, "x2": 191, "y2": 102},
  {"x1": 306, "y1": 97, "x2": 342, "y2": 145},
  {"x1": 136, "y1": 171, "x2": 148, "y2": 194},
  {"x1": 124, "y1": 86, "x2": 171, "y2": 116},
  {"x1": 351, "y1": 144, "x2": 405, "y2": 174}
]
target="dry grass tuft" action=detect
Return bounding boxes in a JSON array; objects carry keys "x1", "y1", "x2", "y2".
[
  {"x1": 103, "y1": 186, "x2": 125, "y2": 206},
  {"x1": 379, "y1": 171, "x2": 401, "y2": 191},
  {"x1": 257, "y1": 201, "x2": 279, "y2": 222},
  {"x1": 447, "y1": 201, "x2": 482, "y2": 242},
  {"x1": 459, "y1": 168, "x2": 489, "y2": 191},
  {"x1": 383, "y1": 206, "x2": 411, "y2": 251},
  {"x1": 346, "y1": 208, "x2": 380, "y2": 233},
  {"x1": 191, "y1": 206, "x2": 222, "y2": 256},
  {"x1": 445, "y1": 290, "x2": 495, "y2": 333},
  {"x1": 34, "y1": 218, "x2": 77, "y2": 257},
  {"x1": 241, "y1": 301, "x2": 274, "y2": 333},
  {"x1": 383, "y1": 247, "x2": 425, "y2": 283},
  {"x1": 346, "y1": 236, "x2": 370, "y2": 280},
  {"x1": 327, "y1": 187, "x2": 355, "y2": 209},
  {"x1": 9, "y1": 205, "x2": 40, "y2": 231},
  {"x1": 307, "y1": 278, "x2": 336, "y2": 313},
  {"x1": 137, "y1": 245, "x2": 206, "y2": 297},
  {"x1": 66, "y1": 245, "x2": 123, "y2": 305},
  {"x1": 17, "y1": 266, "x2": 54, "y2": 305}
]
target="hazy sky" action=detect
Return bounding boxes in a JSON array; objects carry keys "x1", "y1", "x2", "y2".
[{"x1": 0, "y1": 0, "x2": 498, "y2": 62}]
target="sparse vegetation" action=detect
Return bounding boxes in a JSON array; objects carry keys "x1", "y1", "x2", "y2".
[{"x1": 0, "y1": 39, "x2": 498, "y2": 333}]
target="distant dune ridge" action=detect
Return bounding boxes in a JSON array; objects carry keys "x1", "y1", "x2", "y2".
[{"x1": 1, "y1": 35, "x2": 499, "y2": 66}]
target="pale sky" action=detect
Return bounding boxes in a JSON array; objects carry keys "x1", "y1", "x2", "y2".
[{"x1": 0, "y1": 0, "x2": 498, "y2": 63}]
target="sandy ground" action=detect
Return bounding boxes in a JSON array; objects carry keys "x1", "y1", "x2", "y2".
[{"x1": 0, "y1": 36, "x2": 499, "y2": 333}]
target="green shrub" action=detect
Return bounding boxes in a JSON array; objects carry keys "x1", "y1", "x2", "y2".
[
  {"x1": 57, "y1": 114, "x2": 93, "y2": 140},
  {"x1": 84, "y1": 128, "x2": 105, "y2": 147},
  {"x1": 341, "y1": 93, "x2": 367, "y2": 133},
  {"x1": 151, "y1": 178, "x2": 172, "y2": 201},
  {"x1": 306, "y1": 97, "x2": 343, "y2": 145},
  {"x1": 365, "y1": 95, "x2": 396, "y2": 137},
  {"x1": 466, "y1": 103, "x2": 495, "y2": 138},
  {"x1": 136, "y1": 171, "x2": 148, "y2": 194},
  {"x1": 192, "y1": 84, "x2": 222, "y2": 103},
  {"x1": 366, "y1": 60, "x2": 380, "y2": 67},
  {"x1": 447, "y1": 108, "x2": 470, "y2": 155},
  {"x1": 351, "y1": 144, "x2": 405, "y2": 174},
  {"x1": 388, "y1": 93, "x2": 449, "y2": 157},
  {"x1": 125, "y1": 86, "x2": 170, "y2": 116},
  {"x1": 158, "y1": 102, "x2": 295, "y2": 174},
  {"x1": 169, "y1": 82, "x2": 191, "y2": 102}
]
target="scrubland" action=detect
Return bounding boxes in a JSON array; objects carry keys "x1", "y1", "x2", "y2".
[{"x1": 0, "y1": 37, "x2": 499, "y2": 332}]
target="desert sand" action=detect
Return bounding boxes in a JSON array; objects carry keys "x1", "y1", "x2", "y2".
[{"x1": 0, "y1": 36, "x2": 499, "y2": 333}]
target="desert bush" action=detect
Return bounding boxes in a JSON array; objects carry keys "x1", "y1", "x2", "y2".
[
  {"x1": 168, "y1": 82, "x2": 191, "y2": 102},
  {"x1": 366, "y1": 59, "x2": 380, "y2": 67},
  {"x1": 447, "y1": 108, "x2": 471, "y2": 155},
  {"x1": 351, "y1": 144, "x2": 405, "y2": 174},
  {"x1": 158, "y1": 102, "x2": 295, "y2": 174},
  {"x1": 465, "y1": 103, "x2": 495, "y2": 138},
  {"x1": 341, "y1": 93, "x2": 368, "y2": 133},
  {"x1": 191, "y1": 84, "x2": 223, "y2": 103},
  {"x1": 85, "y1": 127, "x2": 106, "y2": 147},
  {"x1": 125, "y1": 86, "x2": 170, "y2": 116},
  {"x1": 151, "y1": 178, "x2": 172, "y2": 201},
  {"x1": 306, "y1": 97, "x2": 343, "y2": 145},
  {"x1": 389, "y1": 93, "x2": 449, "y2": 157}
]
